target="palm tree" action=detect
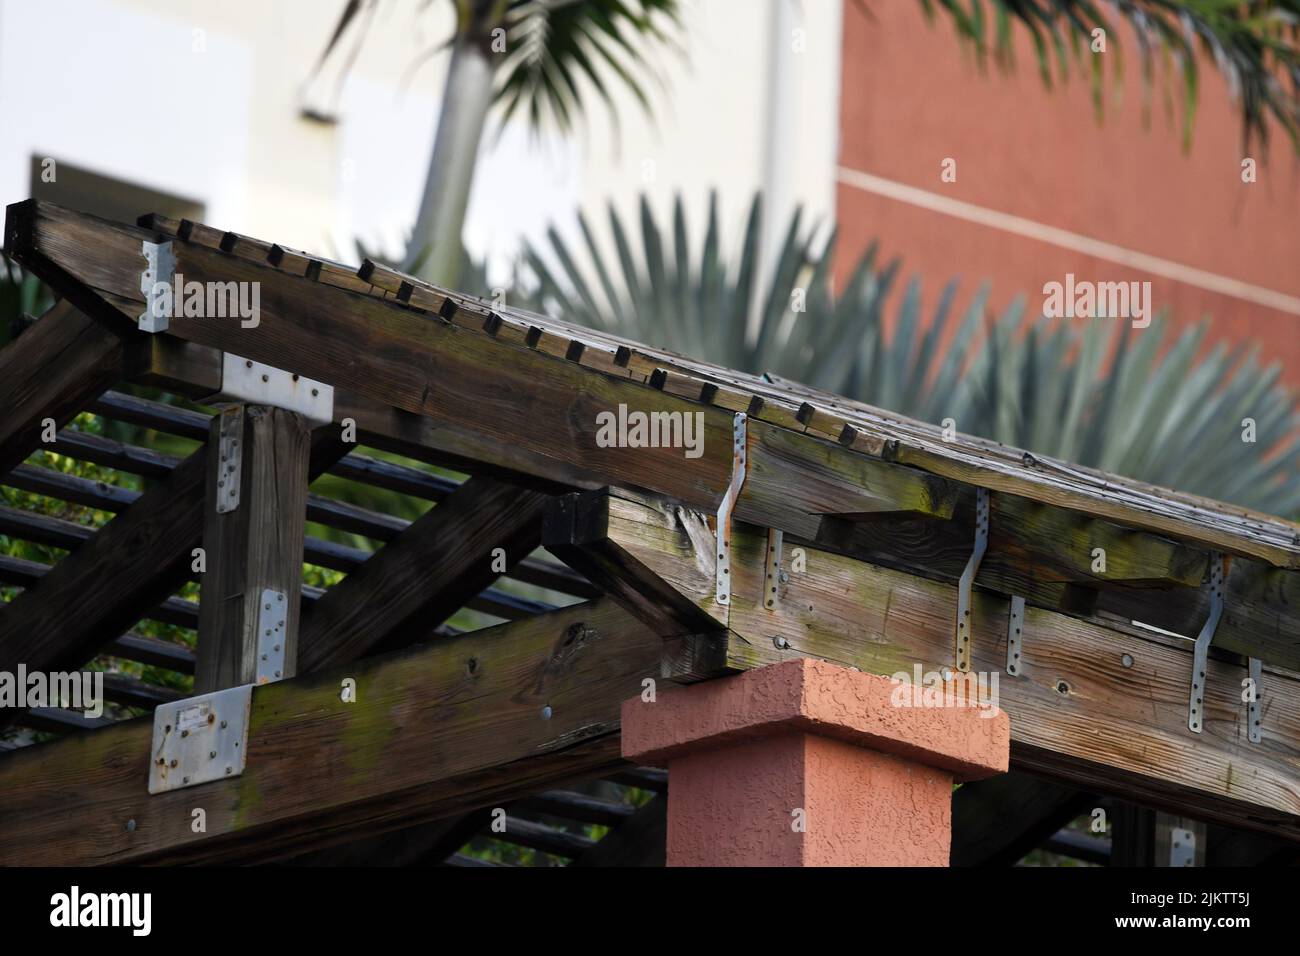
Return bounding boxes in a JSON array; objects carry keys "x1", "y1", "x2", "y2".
[{"x1": 312, "y1": 0, "x2": 683, "y2": 285}]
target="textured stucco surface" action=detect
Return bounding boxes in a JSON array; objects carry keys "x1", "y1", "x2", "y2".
[
  {"x1": 622, "y1": 657, "x2": 1009, "y2": 780},
  {"x1": 665, "y1": 732, "x2": 952, "y2": 866},
  {"x1": 624, "y1": 658, "x2": 1008, "y2": 866}
]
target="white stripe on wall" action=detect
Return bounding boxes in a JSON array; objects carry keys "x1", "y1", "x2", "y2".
[{"x1": 836, "y1": 165, "x2": 1300, "y2": 317}]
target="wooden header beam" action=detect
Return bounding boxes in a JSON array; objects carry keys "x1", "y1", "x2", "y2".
[
  {"x1": 0, "y1": 599, "x2": 655, "y2": 865},
  {"x1": 552, "y1": 488, "x2": 1300, "y2": 840}
]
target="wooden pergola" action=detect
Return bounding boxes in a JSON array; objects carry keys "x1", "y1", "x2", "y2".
[{"x1": 0, "y1": 200, "x2": 1296, "y2": 865}]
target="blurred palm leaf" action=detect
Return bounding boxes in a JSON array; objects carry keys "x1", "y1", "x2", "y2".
[
  {"x1": 912, "y1": 0, "x2": 1300, "y2": 149},
  {"x1": 314, "y1": 0, "x2": 683, "y2": 135},
  {"x1": 519, "y1": 190, "x2": 1300, "y2": 515}
]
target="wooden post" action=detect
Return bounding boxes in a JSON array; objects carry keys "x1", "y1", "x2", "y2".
[{"x1": 196, "y1": 404, "x2": 311, "y2": 693}]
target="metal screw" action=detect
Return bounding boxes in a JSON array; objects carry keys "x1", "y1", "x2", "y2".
[
  {"x1": 541, "y1": 705, "x2": 553, "y2": 720},
  {"x1": 778, "y1": 570, "x2": 789, "y2": 584},
  {"x1": 125, "y1": 819, "x2": 136, "y2": 832},
  {"x1": 773, "y1": 636, "x2": 790, "y2": 650},
  {"x1": 1121, "y1": 654, "x2": 1134, "y2": 668}
]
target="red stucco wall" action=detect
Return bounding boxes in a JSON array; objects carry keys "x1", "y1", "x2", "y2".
[{"x1": 836, "y1": 3, "x2": 1300, "y2": 385}]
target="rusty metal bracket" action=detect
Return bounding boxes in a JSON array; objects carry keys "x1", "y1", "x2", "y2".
[
  {"x1": 148, "y1": 684, "x2": 251, "y2": 794},
  {"x1": 1006, "y1": 595, "x2": 1026, "y2": 676},
  {"x1": 763, "y1": 527, "x2": 784, "y2": 609},
  {"x1": 216, "y1": 353, "x2": 335, "y2": 425},
  {"x1": 715, "y1": 412, "x2": 747, "y2": 606},
  {"x1": 1188, "y1": 554, "x2": 1225, "y2": 734},
  {"x1": 956, "y1": 487, "x2": 990, "y2": 672},
  {"x1": 255, "y1": 588, "x2": 288, "y2": 685}
]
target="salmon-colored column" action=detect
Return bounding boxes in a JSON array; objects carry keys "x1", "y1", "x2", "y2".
[{"x1": 622, "y1": 658, "x2": 1010, "y2": 866}]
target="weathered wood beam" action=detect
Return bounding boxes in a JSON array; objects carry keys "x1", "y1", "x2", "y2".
[
  {"x1": 5, "y1": 201, "x2": 957, "y2": 543},
  {"x1": 567, "y1": 488, "x2": 1300, "y2": 840},
  {"x1": 297, "y1": 476, "x2": 551, "y2": 671},
  {"x1": 950, "y1": 772, "x2": 1095, "y2": 866},
  {"x1": 0, "y1": 599, "x2": 655, "y2": 865},
  {"x1": 0, "y1": 300, "x2": 137, "y2": 476},
  {"x1": 196, "y1": 405, "x2": 312, "y2": 692}
]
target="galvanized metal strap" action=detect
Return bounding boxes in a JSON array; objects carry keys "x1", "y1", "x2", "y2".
[
  {"x1": 715, "y1": 413, "x2": 747, "y2": 606},
  {"x1": 1248, "y1": 657, "x2": 1263, "y2": 744},
  {"x1": 763, "y1": 527, "x2": 784, "y2": 609},
  {"x1": 1188, "y1": 554, "x2": 1225, "y2": 734},
  {"x1": 1006, "y1": 595, "x2": 1026, "y2": 677},
  {"x1": 956, "y1": 487, "x2": 990, "y2": 672}
]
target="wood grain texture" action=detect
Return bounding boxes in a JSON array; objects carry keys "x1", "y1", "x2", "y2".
[
  {"x1": 0, "y1": 599, "x2": 655, "y2": 864},
  {"x1": 576, "y1": 490, "x2": 1300, "y2": 839},
  {"x1": 196, "y1": 405, "x2": 312, "y2": 692}
]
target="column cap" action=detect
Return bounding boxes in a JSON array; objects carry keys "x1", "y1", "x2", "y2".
[{"x1": 622, "y1": 657, "x2": 1009, "y2": 781}]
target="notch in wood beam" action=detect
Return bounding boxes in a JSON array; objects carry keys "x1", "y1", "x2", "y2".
[{"x1": 956, "y1": 487, "x2": 990, "y2": 672}]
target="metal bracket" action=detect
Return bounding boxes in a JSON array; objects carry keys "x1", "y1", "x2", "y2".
[
  {"x1": 217, "y1": 353, "x2": 335, "y2": 426},
  {"x1": 763, "y1": 527, "x2": 784, "y2": 609},
  {"x1": 139, "y1": 240, "x2": 175, "y2": 333},
  {"x1": 715, "y1": 413, "x2": 747, "y2": 606},
  {"x1": 1188, "y1": 554, "x2": 1225, "y2": 734},
  {"x1": 215, "y1": 405, "x2": 244, "y2": 514},
  {"x1": 255, "y1": 589, "x2": 288, "y2": 684},
  {"x1": 1168, "y1": 827, "x2": 1197, "y2": 867},
  {"x1": 956, "y1": 488, "x2": 990, "y2": 672},
  {"x1": 1006, "y1": 595, "x2": 1026, "y2": 676},
  {"x1": 1248, "y1": 657, "x2": 1262, "y2": 744},
  {"x1": 148, "y1": 684, "x2": 252, "y2": 794}
]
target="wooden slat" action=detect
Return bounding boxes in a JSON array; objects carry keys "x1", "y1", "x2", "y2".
[
  {"x1": 0, "y1": 599, "x2": 654, "y2": 864},
  {"x1": 0, "y1": 429, "x2": 349, "y2": 722}
]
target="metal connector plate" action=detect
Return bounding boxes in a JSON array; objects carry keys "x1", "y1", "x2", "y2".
[{"x1": 148, "y1": 684, "x2": 252, "y2": 794}]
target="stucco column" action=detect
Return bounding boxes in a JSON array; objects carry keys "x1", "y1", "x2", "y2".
[{"x1": 622, "y1": 657, "x2": 1010, "y2": 866}]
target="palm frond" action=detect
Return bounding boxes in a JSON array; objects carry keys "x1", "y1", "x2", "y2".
[
  {"x1": 911, "y1": 0, "x2": 1300, "y2": 150},
  {"x1": 493, "y1": 0, "x2": 684, "y2": 135},
  {"x1": 518, "y1": 190, "x2": 1300, "y2": 516}
]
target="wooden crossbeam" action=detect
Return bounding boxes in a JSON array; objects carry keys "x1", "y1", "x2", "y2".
[
  {"x1": 0, "y1": 599, "x2": 653, "y2": 864},
  {"x1": 0, "y1": 300, "x2": 136, "y2": 476},
  {"x1": 297, "y1": 476, "x2": 551, "y2": 671},
  {"x1": 563, "y1": 488, "x2": 1300, "y2": 839}
]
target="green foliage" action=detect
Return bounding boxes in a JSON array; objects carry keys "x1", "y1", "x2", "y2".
[
  {"x1": 314, "y1": 0, "x2": 683, "y2": 136},
  {"x1": 521, "y1": 190, "x2": 1300, "y2": 516},
  {"x1": 912, "y1": 0, "x2": 1300, "y2": 150}
]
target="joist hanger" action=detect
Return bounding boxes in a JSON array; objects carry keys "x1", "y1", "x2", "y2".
[
  {"x1": 715, "y1": 412, "x2": 747, "y2": 606},
  {"x1": 956, "y1": 487, "x2": 990, "y2": 672},
  {"x1": 1188, "y1": 554, "x2": 1225, "y2": 734}
]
